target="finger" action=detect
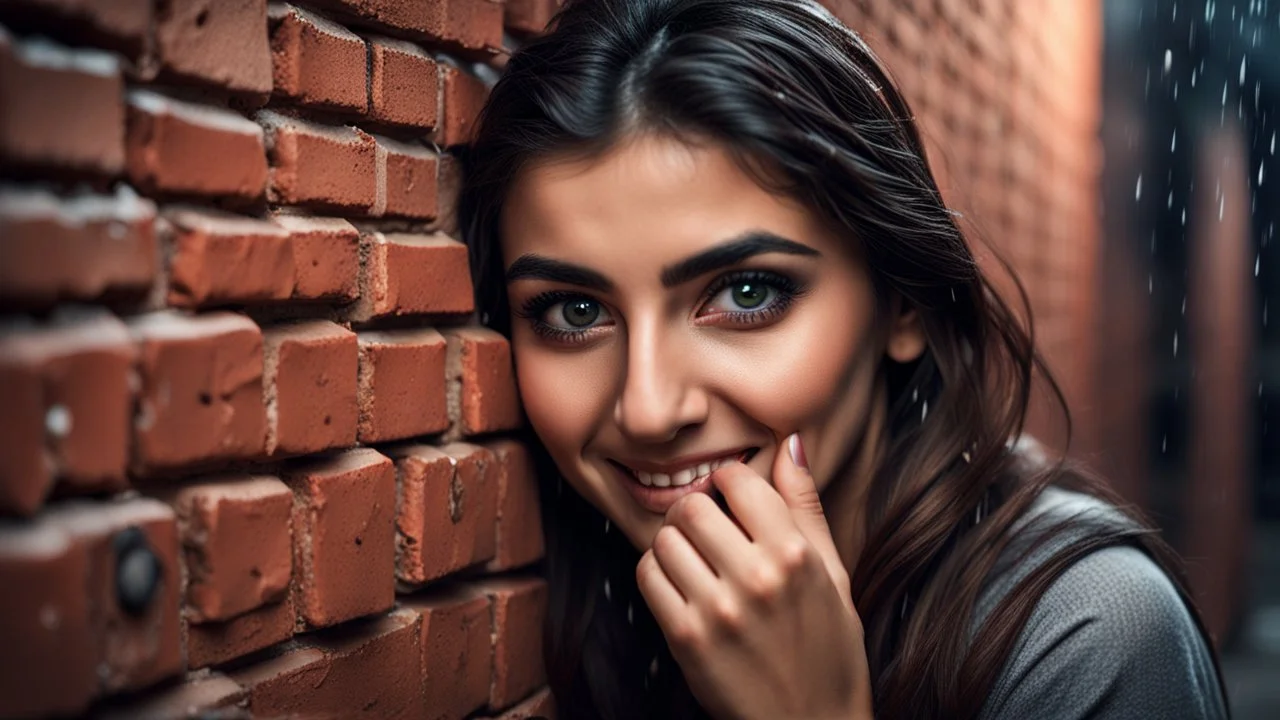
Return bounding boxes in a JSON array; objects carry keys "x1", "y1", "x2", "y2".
[
  {"x1": 664, "y1": 492, "x2": 756, "y2": 579},
  {"x1": 707, "y1": 461, "x2": 794, "y2": 543},
  {"x1": 772, "y1": 432, "x2": 850, "y2": 602},
  {"x1": 650, "y1": 524, "x2": 720, "y2": 603},
  {"x1": 636, "y1": 549, "x2": 687, "y2": 630}
]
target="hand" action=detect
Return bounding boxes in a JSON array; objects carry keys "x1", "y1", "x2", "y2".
[{"x1": 635, "y1": 434, "x2": 874, "y2": 720}]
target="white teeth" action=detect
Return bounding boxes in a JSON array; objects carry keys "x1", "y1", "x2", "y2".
[
  {"x1": 652, "y1": 472, "x2": 671, "y2": 488},
  {"x1": 626, "y1": 452, "x2": 749, "y2": 489},
  {"x1": 671, "y1": 468, "x2": 695, "y2": 487},
  {"x1": 638, "y1": 471, "x2": 653, "y2": 487},
  {"x1": 696, "y1": 463, "x2": 712, "y2": 479}
]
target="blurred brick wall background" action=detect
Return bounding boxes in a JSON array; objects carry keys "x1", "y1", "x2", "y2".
[{"x1": 0, "y1": 0, "x2": 1104, "y2": 718}]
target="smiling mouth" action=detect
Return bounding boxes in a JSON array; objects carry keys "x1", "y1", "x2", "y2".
[{"x1": 609, "y1": 448, "x2": 759, "y2": 488}]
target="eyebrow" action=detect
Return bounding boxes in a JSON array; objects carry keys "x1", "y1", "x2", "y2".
[{"x1": 504, "y1": 230, "x2": 821, "y2": 291}]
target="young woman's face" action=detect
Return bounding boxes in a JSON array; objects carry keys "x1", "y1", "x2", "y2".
[{"x1": 500, "y1": 133, "x2": 909, "y2": 551}]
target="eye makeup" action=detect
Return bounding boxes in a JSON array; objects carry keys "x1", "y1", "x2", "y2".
[{"x1": 511, "y1": 267, "x2": 811, "y2": 344}]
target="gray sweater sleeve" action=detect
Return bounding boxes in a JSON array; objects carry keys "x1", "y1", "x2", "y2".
[{"x1": 978, "y1": 543, "x2": 1227, "y2": 720}]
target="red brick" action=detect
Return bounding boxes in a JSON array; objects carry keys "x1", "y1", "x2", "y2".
[
  {"x1": 0, "y1": 185, "x2": 156, "y2": 307},
  {"x1": 0, "y1": 312, "x2": 135, "y2": 515},
  {"x1": 46, "y1": 497, "x2": 185, "y2": 694},
  {"x1": 165, "y1": 475, "x2": 293, "y2": 622},
  {"x1": 270, "y1": 214, "x2": 360, "y2": 301},
  {"x1": 186, "y1": 595, "x2": 295, "y2": 669},
  {"x1": 258, "y1": 110, "x2": 377, "y2": 211},
  {"x1": 433, "y1": 153, "x2": 462, "y2": 235},
  {"x1": 0, "y1": 0, "x2": 150, "y2": 57},
  {"x1": 368, "y1": 36, "x2": 439, "y2": 130},
  {"x1": 0, "y1": 516, "x2": 96, "y2": 718},
  {"x1": 263, "y1": 320, "x2": 358, "y2": 456},
  {"x1": 126, "y1": 91, "x2": 268, "y2": 200},
  {"x1": 436, "y1": 63, "x2": 489, "y2": 147},
  {"x1": 153, "y1": 0, "x2": 272, "y2": 94},
  {"x1": 284, "y1": 448, "x2": 396, "y2": 629},
  {"x1": 165, "y1": 208, "x2": 295, "y2": 308},
  {"x1": 0, "y1": 29, "x2": 124, "y2": 176},
  {"x1": 478, "y1": 687, "x2": 557, "y2": 720},
  {"x1": 484, "y1": 440, "x2": 545, "y2": 572},
  {"x1": 445, "y1": 327, "x2": 522, "y2": 438},
  {"x1": 128, "y1": 311, "x2": 266, "y2": 474},
  {"x1": 350, "y1": 232, "x2": 473, "y2": 321},
  {"x1": 400, "y1": 583, "x2": 492, "y2": 720},
  {"x1": 269, "y1": 3, "x2": 367, "y2": 112},
  {"x1": 308, "y1": 0, "x2": 501, "y2": 56},
  {"x1": 233, "y1": 608, "x2": 422, "y2": 719},
  {"x1": 473, "y1": 576, "x2": 548, "y2": 710},
  {"x1": 95, "y1": 671, "x2": 248, "y2": 720},
  {"x1": 388, "y1": 442, "x2": 498, "y2": 586},
  {"x1": 376, "y1": 136, "x2": 440, "y2": 219},
  {"x1": 355, "y1": 329, "x2": 448, "y2": 444},
  {"x1": 505, "y1": 0, "x2": 559, "y2": 36}
]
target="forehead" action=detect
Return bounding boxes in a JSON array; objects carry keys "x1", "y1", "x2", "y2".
[{"x1": 500, "y1": 134, "x2": 842, "y2": 268}]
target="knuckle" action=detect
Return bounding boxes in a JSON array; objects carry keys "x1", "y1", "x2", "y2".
[
  {"x1": 745, "y1": 563, "x2": 785, "y2": 602},
  {"x1": 652, "y1": 525, "x2": 680, "y2": 555},
  {"x1": 709, "y1": 595, "x2": 744, "y2": 633},
  {"x1": 776, "y1": 536, "x2": 813, "y2": 573},
  {"x1": 667, "y1": 616, "x2": 703, "y2": 648}
]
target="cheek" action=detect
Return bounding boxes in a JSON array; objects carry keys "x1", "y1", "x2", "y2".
[{"x1": 512, "y1": 334, "x2": 614, "y2": 465}]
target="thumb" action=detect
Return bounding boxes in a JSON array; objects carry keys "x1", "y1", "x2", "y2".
[{"x1": 774, "y1": 433, "x2": 851, "y2": 604}]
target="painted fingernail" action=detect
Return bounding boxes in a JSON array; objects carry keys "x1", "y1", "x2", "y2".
[{"x1": 788, "y1": 433, "x2": 809, "y2": 471}]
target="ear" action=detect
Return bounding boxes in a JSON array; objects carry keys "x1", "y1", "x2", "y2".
[{"x1": 885, "y1": 295, "x2": 927, "y2": 363}]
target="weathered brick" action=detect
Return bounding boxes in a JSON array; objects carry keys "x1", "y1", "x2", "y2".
[
  {"x1": 284, "y1": 448, "x2": 396, "y2": 629},
  {"x1": 128, "y1": 311, "x2": 266, "y2": 474},
  {"x1": 165, "y1": 208, "x2": 295, "y2": 308},
  {"x1": 126, "y1": 91, "x2": 268, "y2": 200},
  {"x1": 477, "y1": 686, "x2": 557, "y2": 720},
  {"x1": 355, "y1": 329, "x2": 448, "y2": 444},
  {"x1": 376, "y1": 136, "x2": 440, "y2": 219},
  {"x1": 445, "y1": 327, "x2": 522, "y2": 438},
  {"x1": 233, "y1": 608, "x2": 422, "y2": 719},
  {"x1": 0, "y1": 29, "x2": 124, "y2": 176},
  {"x1": 388, "y1": 442, "x2": 497, "y2": 586},
  {"x1": 307, "y1": 0, "x2": 501, "y2": 56},
  {"x1": 269, "y1": 3, "x2": 367, "y2": 112},
  {"x1": 0, "y1": 0, "x2": 150, "y2": 57},
  {"x1": 186, "y1": 595, "x2": 295, "y2": 669},
  {"x1": 368, "y1": 36, "x2": 439, "y2": 130},
  {"x1": 436, "y1": 63, "x2": 489, "y2": 147},
  {"x1": 95, "y1": 671, "x2": 248, "y2": 720},
  {"x1": 258, "y1": 110, "x2": 377, "y2": 211},
  {"x1": 0, "y1": 516, "x2": 96, "y2": 718},
  {"x1": 483, "y1": 439, "x2": 545, "y2": 572},
  {"x1": 46, "y1": 497, "x2": 185, "y2": 694},
  {"x1": 164, "y1": 475, "x2": 293, "y2": 622},
  {"x1": 270, "y1": 214, "x2": 361, "y2": 301},
  {"x1": 0, "y1": 312, "x2": 135, "y2": 515},
  {"x1": 473, "y1": 576, "x2": 549, "y2": 711},
  {"x1": 400, "y1": 583, "x2": 492, "y2": 720},
  {"x1": 350, "y1": 232, "x2": 473, "y2": 320},
  {"x1": 153, "y1": 0, "x2": 272, "y2": 94},
  {"x1": 505, "y1": 0, "x2": 560, "y2": 37},
  {"x1": 0, "y1": 185, "x2": 156, "y2": 307},
  {"x1": 263, "y1": 320, "x2": 358, "y2": 456}
]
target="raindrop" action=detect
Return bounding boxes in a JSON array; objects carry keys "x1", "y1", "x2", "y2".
[
  {"x1": 1219, "y1": 194, "x2": 1225, "y2": 221},
  {"x1": 604, "y1": 578, "x2": 612, "y2": 601},
  {"x1": 1173, "y1": 332, "x2": 1179, "y2": 357},
  {"x1": 1192, "y1": 67, "x2": 1198, "y2": 87},
  {"x1": 1162, "y1": 435, "x2": 1168, "y2": 453},
  {"x1": 1271, "y1": 131, "x2": 1276, "y2": 155},
  {"x1": 1223, "y1": 80, "x2": 1229, "y2": 106},
  {"x1": 922, "y1": 400, "x2": 929, "y2": 421},
  {"x1": 1240, "y1": 56, "x2": 1247, "y2": 86},
  {"x1": 1181, "y1": 295, "x2": 1187, "y2": 315},
  {"x1": 1167, "y1": 190, "x2": 1174, "y2": 208},
  {"x1": 1174, "y1": 82, "x2": 1179, "y2": 100},
  {"x1": 1149, "y1": 274, "x2": 1154, "y2": 294},
  {"x1": 1172, "y1": 129, "x2": 1177, "y2": 152},
  {"x1": 1260, "y1": 160, "x2": 1266, "y2": 185},
  {"x1": 1135, "y1": 174, "x2": 1143, "y2": 201},
  {"x1": 1164, "y1": 49, "x2": 1173, "y2": 74},
  {"x1": 912, "y1": 387, "x2": 918, "y2": 403},
  {"x1": 1181, "y1": 208, "x2": 1187, "y2": 225}
]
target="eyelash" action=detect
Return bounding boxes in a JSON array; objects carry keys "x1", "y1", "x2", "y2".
[{"x1": 514, "y1": 270, "x2": 807, "y2": 344}]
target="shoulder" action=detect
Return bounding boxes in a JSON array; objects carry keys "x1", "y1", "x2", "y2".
[{"x1": 976, "y1": 487, "x2": 1227, "y2": 719}]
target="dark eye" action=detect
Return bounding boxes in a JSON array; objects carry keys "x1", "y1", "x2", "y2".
[
  {"x1": 542, "y1": 296, "x2": 611, "y2": 331},
  {"x1": 705, "y1": 279, "x2": 780, "y2": 313}
]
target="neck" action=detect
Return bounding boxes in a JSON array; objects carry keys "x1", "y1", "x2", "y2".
[{"x1": 821, "y1": 376, "x2": 891, "y2": 579}]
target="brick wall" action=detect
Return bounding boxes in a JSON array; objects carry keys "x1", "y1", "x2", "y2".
[{"x1": 0, "y1": 1, "x2": 1101, "y2": 718}]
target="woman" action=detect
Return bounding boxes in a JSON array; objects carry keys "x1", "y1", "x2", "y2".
[{"x1": 458, "y1": 0, "x2": 1230, "y2": 718}]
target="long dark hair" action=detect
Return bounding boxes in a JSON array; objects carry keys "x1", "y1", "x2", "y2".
[{"x1": 457, "y1": 1, "x2": 1227, "y2": 717}]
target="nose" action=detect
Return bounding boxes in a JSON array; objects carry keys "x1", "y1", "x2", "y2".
[{"x1": 612, "y1": 317, "x2": 709, "y2": 444}]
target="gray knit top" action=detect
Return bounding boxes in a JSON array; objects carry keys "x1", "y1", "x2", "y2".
[{"x1": 973, "y1": 485, "x2": 1228, "y2": 719}]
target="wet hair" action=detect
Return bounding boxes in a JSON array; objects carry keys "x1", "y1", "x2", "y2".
[{"x1": 456, "y1": 1, "x2": 1226, "y2": 717}]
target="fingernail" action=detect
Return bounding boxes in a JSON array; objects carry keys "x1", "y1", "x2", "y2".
[{"x1": 788, "y1": 433, "x2": 809, "y2": 471}]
